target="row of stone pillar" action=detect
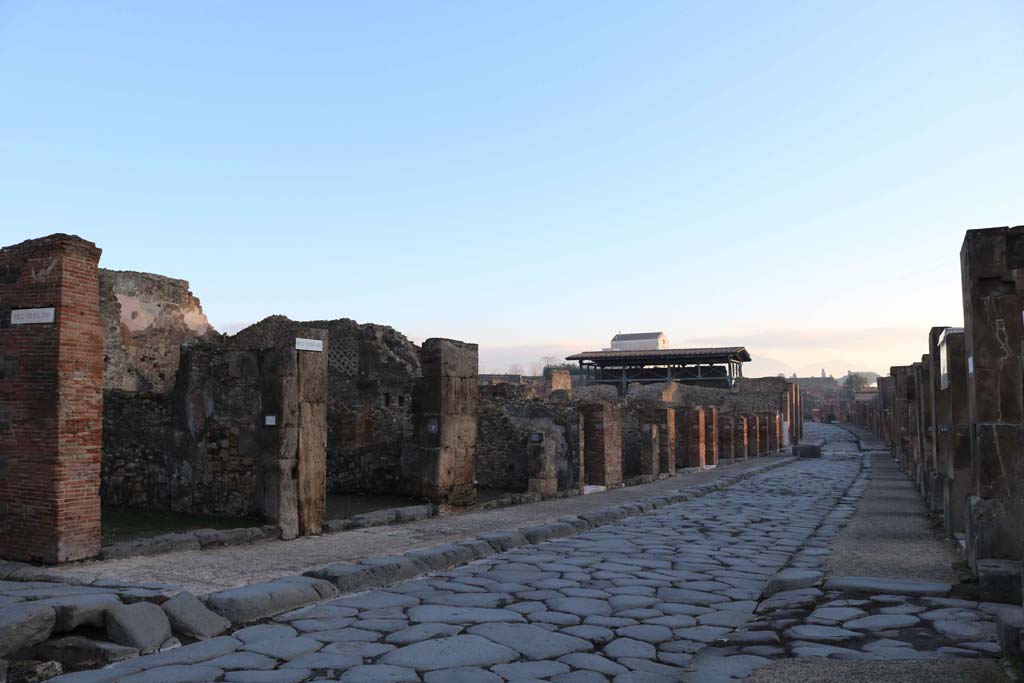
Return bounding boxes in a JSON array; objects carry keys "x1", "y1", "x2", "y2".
[
  {"x1": 578, "y1": 402, "x2": 786, "y2": 490},
  {"x1": 859, "y1": 226, "x2": 1024, "y2": 574}
]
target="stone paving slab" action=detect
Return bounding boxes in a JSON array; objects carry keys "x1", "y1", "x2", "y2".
[
  {"x1": 46, "y1": 427, "x2": 868, "y2": 683},
  {"x1": 28, "y1": 425, "x2": 1006, "y2": 683},
  {"x1": 46, "y1": 456, "x2": 791, "y2": 594}
]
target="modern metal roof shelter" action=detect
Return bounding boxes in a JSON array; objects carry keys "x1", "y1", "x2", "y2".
[
  {"x1": 610, "y1": 332, "x2": 663, "y2": 341},
  {"x1": 566, "y1": 346, "x2": 751, "y2": 393}
]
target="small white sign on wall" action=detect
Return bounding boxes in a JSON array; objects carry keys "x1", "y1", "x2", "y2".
[
  {"x1": 295, "y1": 337, "x2": 323, "y2": 352},
  {"x1": 264, "y1": 415, "x2": 277, "y2": 426},
  {"x1": 968, "y1": 356, "x2": 974, "y2": 375},
  {"x1": 11, "y1": 307, "x2": 55, "y2": 325}
]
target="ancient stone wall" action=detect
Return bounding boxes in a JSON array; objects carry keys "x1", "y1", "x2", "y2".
[
  {"x1": 100, "y1": 269, "x2": 212, "y2": 394},
  {"x1": 232, "y1": 316, "x2": 421, "y2": 496},
  {"x1": 474, "y1": 384, "x2": 579, "y2": 495}
]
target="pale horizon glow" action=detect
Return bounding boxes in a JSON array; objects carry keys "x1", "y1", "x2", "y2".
[{"x1": 2, "y1": 1, "x2": 1022, "y2": 376}]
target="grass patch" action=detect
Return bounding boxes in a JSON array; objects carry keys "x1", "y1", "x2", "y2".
[{"x1": 102, "y1": 507, "x2": 261, "y2": 545}]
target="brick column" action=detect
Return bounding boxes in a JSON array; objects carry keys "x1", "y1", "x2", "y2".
[
  {"x1": 747, "y1": 414, "x2": 760, "y2": 458},
  {"x1": 704, "y1": 406, "x2": 719, "y2": 467},
  {"x1": 411, "y1": 338, "x2": 478, "y2": 511},
  {"x1": 579, "y1": 401, "x2": 623, "y2": 487},
  {"x1": 682, "y1": 407, "x2": 706, "y2": 469},
  {"x1": 639, "y1": 423, "x2": 660, "y2": 482},
  {"x1": 932, "y1": 328, "x2": 971, "y2": 535},
  {"x1": 758, "y1": 413, "x2": 770, "y2": 456},
  {"x1": 891, "y1": 366, "x2": 911, "y2": 469},
  {"x1": 658, "y1": 408, "x2": 676, "y2": 478},
  {"x1": 717, "y1": 413, "x2": 735, "y2": 462},
  {"x1": 735, "y1": 415, "x2": 748, "y2": 460},
  {"x1": 925, "y1": 334, "x2": 945, "y2": 514},
  {"x1": 0, "y1": 235, "x2": 103, "y2": 563},
  {"x1": 961, "y1": 226, "x2": 1024, "y2": 567}
]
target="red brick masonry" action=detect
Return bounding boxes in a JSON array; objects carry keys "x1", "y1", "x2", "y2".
[{"x1": 0, "y1": 234, "x2": 103, "y2": 563}]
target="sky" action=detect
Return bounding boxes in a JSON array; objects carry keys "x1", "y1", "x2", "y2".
[{"x1": 2, "y1": 1, "x2": 1023, "y2": 376}]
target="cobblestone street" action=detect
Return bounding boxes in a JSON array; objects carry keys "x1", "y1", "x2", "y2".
[{"x1": 44, "y1": 424, "x2": 1005, "y2": 683}]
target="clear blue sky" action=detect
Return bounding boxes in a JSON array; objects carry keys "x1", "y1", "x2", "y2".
[{"x1": 2, "y1": 1, "x2": 1022, "y2": 375}]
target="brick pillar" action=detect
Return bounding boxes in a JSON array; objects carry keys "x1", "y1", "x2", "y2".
[
  {"x1": 925, "y1": 334, "x2": 945, "y2": 514},
  {"x1": 0, "y1": 235, "x2": 103, "y2": 563},
  {"x1": 579, "y1": 401, "x2": 623, "y2": 487},
  {"x1": 639, "y1": 423, "x2": 659, "y2": 482},
  {"x1": 747, "y1": 414, "x2": 760, "y2": 458},
  {"x1": 913, "y1": 359, "x2": 934, "y2": 495},
  {"x1": 783, "y1": 384, "x2": 796, "y2": 447},
  {"x1": 758, "y1": 413, "x2": 770, "y2": 456},
  {"x1": 961, "y1": 226, "x2": 1024, "y2": 566},
  {"x1": 907, "y1": 369, "x2": 920, "y2": 478},
  {"x1": 658, "y1": 408, "x2": 676, "y2": 478},
  {"x1": 411, "y1": 338, "x2": 478, "y2": 511},
  {"x1": 932, "y1": 328, "x2": 970, "y2": 535},
  {"x1": 796, "y1": 388, "x2": 803, "y2": 439},
  {"x1": 526, "y1": 432, "x2": 558, "y2": 499},
  {"x1": 718, "y1": 413, "x2": 735, "y2": 462},
  {"x1": 764, "y1": 411, "x2": 777, "y2": 454},
  {"x1": 704, "y1": 406, "x2": 718, "y2": 467},
  {"x1": 682, "y1": 407, "x2": 706, "y2": 469},
  {"x1": 891, "y1": 366, "x2": 911, "y2": 469},
  {"x1": 735, "y1": 415, "x2": 748, "y2": 459}
]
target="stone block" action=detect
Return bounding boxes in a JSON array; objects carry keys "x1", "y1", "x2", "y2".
[
  {"x1": 348, "y1": 509, "x2": 398, "y2": 529},
  {"x1": 358, "y1": 556, "x2": 428, "y2": 585},
  {"x1": 394, "y1": 504, "x2": 434, "y2": 523},
  {"x1": 455, "y1": 540, "x2": 495, "y2": 561},
  {"x1": 33, "y1": 593, "x2": 121, "y2": 632},
  {"x1": 105, "y1": 602, "x2": 171, "y2": 654},
  {"x1": 161, "y1": 592, "x2": 231, "y2": 640},
  {"x1": 203, "y1": 576, "x2": 337, "y2": 624},
  {"x1": 823, "y1": 576, "x2": 951, "y2": 596},
  {"x1": 520, "y1": 522, "x2": 576, "y2": 545},
  {"x1": 193, "y1": 528, "x2": 263, "y2": 548},
  {"x1": 100, "y1": 533, "x2": 201, "y2": 561},
  {"x1": 996, "y1": 606, "x2": 1024, "y2": 658},
  {"x1": 28, "y1": 637, "x2": 138, "y2": 670},
  {"x1": 478, "y1": 531, "x2": 528, "y2": 552},
  {"x1": 305, "y1": 563, "x2": 378, "y2": 595},
  {"x1": 404, "y1": 544, "x2": 475, "y2": 572},
  {"x1": 764, "y1": 569, "x2": 823, "y2": 596},
  {"x1": 977, "y1": 559, "x2": 1023, "y2": 605},
  {"x1": 0, "y1": 604, "x2": 56, "y2": 657},
  {"x1": 966, "y1": 495, "x2": 1018, "y2": 571},
  {"x1": 7, "y1": 660, "x2": 62, "y2": 682},
  {"x1": 793, "y1": 441, "x2": 823, "y2": 458}
]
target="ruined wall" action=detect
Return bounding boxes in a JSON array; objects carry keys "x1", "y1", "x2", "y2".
[
  {"x1": 103, "y1": 310, "x2": 420, "y2": 515},
  {"x1": 231, "y1": 316, "x2": 421, "y2": 496},
  {"x1": 102, "y1": 340, "x2": 266, "y2": 516},
  {"x1": 475, "y1": 383, "x2": 580, "y2": 495},
  {"x1": 100, "y1": 269, "x2": 212, "y2": 394}
]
